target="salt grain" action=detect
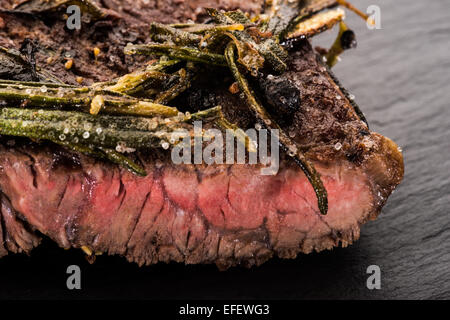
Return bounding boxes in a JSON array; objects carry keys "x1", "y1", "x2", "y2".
[{"x1": 334, "y1": 142, "x2": 342, "y2": 151}]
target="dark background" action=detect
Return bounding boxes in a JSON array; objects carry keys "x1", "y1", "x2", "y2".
[{"x1": 0, "y1": 0, "x2": 449, "y2": 300}]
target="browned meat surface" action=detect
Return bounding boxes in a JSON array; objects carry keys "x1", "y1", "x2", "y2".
[
  {"x1": 0, "y1": 0, "x2": 404, "y2": 268},
  {"x1": 0, "y1": 0, "x2": 264, "y2": 84}
]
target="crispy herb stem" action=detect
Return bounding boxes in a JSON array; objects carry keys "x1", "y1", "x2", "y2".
[
  {"x1": 54, "y1": 140, "x2": 147, "y2": 176},
  {"x1": 0, "y1": 84, "x2": 179, "y2": 117},
  {"x1": 0, "y1": 79, "x2": 75, "y2": 89},
  {"x1": 107, "y1": 59, "x2": 181, "y2": 95},
  {"x1": 98, "y1": 147, "x2": 147, "y2": 176},
  {"x1": 124, "y1": 43, "x2": 227, "y2": 67},
  {"x1": 150, "y1": 22, "x2": 202, "y2": 45},
  {"x1": 206, "y1": 8, "x2": 288, "y2": 74},
  {"x1": 286, "y1": 8, "x2": 345, "y2": 39},
  {"x1": 324, "y1": 21, "x2": 356, "y2": 68},
  {"x1": 154, "y1": 68, "x2": 191, "y2": 104},
  {"x1": 336, "y1": 0, "x2": 372, "y2": 23},
  {"x1": 169, "y1": 23, "x2": 245, "y2": 34}
]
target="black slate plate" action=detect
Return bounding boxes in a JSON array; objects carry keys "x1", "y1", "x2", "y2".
[{"x1": 0, "y1": 0, "x2": 449, "y2": 300}]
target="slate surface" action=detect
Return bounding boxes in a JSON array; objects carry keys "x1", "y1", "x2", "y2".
[{"x1": 0, "y1": 0, "x2": 449, "y2": 300}]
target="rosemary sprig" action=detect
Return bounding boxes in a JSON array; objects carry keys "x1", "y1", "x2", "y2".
[
  {"x1": 0, "y1": 79, "x2": 75, "y2": 89},
  {"x1": 104, "y1": 58, "x2": 180, "y2": 90},
  {"x1": 0, "y1": 109, "x2": 176, "y2": 148},
  {"x1": 206, "y1": 8, "x2": 288, "y2": 74},
  {"x1": 169, "y1": 23, "x2": 246, "y2": 34},
  {"x1": 54, "y1": 140, "x2": 148, "y2": 176},
  {"x1": 153, "y1": 68, "x2": 192, "y2": 104},
  {"x1": 0, "y1": 106, "x2": 224, "y2": 175},
  {"x1": 263, "y1": 0, "x2": 304, "y2": 38},
  {"x1": 105, "y1": 69, "x2": 171, "y2": 95},
  {"x1": 98, "y1": 147, "x2": 148, "y2": 176},
  {"x1": 0, "y1": 82, "x2": 180, "y2": 117},
  {"x1": 124, "y1": 43, "x2": 228, "y2": 67},
  {"x1": 283, "y1": 0, "x2": 339, "y2": 38},
  {"x1": 286, "y1": 8, "x2": 345, "y2": 39},
  {"x1": 150, "y1": 22, "x2": 202, "y2": 46}
]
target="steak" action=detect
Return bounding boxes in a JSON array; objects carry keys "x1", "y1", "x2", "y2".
[{"x1": 0, "y1": 0, "x2": 404, "y2": 268}]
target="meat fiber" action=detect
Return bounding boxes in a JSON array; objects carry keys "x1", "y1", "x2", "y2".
[{"x1": 0, "y1": 0, "x2": 404, "y2": 268}]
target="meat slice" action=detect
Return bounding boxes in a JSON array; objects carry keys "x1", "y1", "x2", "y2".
[
  {"x1": 0, "y1": 126, "x2": 402, "y2": 268},
  {"x1": 0, "y1": 0, "x2": 404, "y2": 268}
]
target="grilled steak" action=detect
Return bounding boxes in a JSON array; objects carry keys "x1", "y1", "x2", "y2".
[{"x1": 0, "y1": 0, "x2": 404, "y2": 268}]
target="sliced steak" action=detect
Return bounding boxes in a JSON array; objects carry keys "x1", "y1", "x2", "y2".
[
  {"x1": 0, "y1": 125, "x2": 402, "y2": 268},
  {"x1": 0, "y1": 45, "x2": 404, "y2": 268},
  {"x1": 0, "y1": 0, "x2": 404, "y2": 268}
]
